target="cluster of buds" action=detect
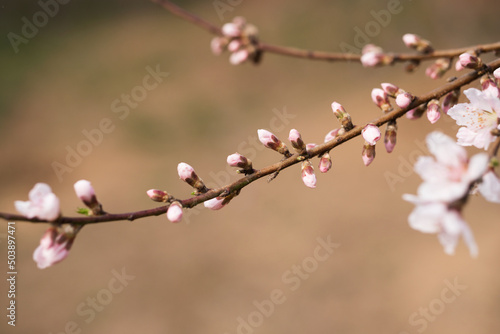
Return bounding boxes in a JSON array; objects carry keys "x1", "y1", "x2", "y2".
[
  {"x1": 380, "y1": 83, "x2": 414, "y2": 109},
  {"x1": 211, "y1": 16, "x2": 261, "y2": 65},
  {"x1": 361, "y1": 124, "x2": 381, "y2": 166},
  {"x1": 360, "y1": 44, "x2": 392, "y2": 67},
  {"x1": 146, "y1": 188, "x2": 183, "y2": 223},
  {"x1": 425, "y1": 58, "x2": 451, "y2": 80},
  {"x1": 14, "y1": 181, "x2": 101, "y2": 269}
]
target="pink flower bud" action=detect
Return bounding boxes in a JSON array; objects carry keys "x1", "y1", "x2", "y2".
[
  {"x1": 362, "y1": 143, "x2": 376, "y2": 166},
  {"x1": 227, "y1": 39, "x2": 242, "y2": 52},
  {"x1": 406, "y1": 104, "x2": 426, "y2": 120},
  {"x1": 74, "y1": 180, "x2": 95, "y2": 204},
  {"x1": 167, "y1": 202, "x2": 183, "y2": 223},
  {"x1": 384, "y1": 120, "x2": 397, "y2": 153},
  {"x1": 441, "y1": 89, "x2": 460, "y2": 114},
  {"x1": 227, "y1": 152, "x2": 253, "y2": 172},
  {"x1": 289, "y1": 129, "x2": 306, "y2": 152},
  {"x1": 319, "y1": 152, "x2": 332, "y2": 173},
  {"x1": 324, "y1": 128, "x2": 340, "y2": 142},
  {"x1": 229, "y1": 49, "x2": 249, "y2": 65},
  {"x1": 222, "y1": 23, "x2": 241, "y2": 37},
  {"x1": 257, "y1": 129, "x2": 290, "y2": 156},
  {"x1": 425, "y1": 58, "x2": 451, "y2": 79},
  {"x1": 331, "y1": 102, "x2": 353, "y2": 130},
  {"x1": 455, "y1": 59, "x2": 465, "y2": 71},
  {"x1": 15, "y1": 183, "x2": 60, "y2": 221},
  {"x1": 459, "y1": 52, "x2": 482, "y2": 69},
  {"x1": 494, "y1": 68, "x2": 500, "y2": 80},
  {"x1": 402, "y1": 33, "x2": 433, "y2": 53},
  {"x1": 362, "y1": 124, "x2": 381, "y2": 145},
  {"x1": 210, "y1": 37, "x2": 226, "y2": 55},
  {"x1": 301, "y1": 160, "x2": 317, "y2": 188},
  {"x1": 147, "y1": 189, "x2": 169, "y2": 202},
  {"x1": 361, "y1": 44, "x2": 384, "y2": 67},
  {"x1": 177, "y1": 163, "x2": 207, "y2": 193},
  {"x1": 426, "y1": 100, "x2": 441, "y2": 124},
  {"x1": 204, "y1": 197, "x2": 226, "y2": 210},
  {"x1": 381, "y1": 83, "x2": 399, "y2": 97},
  {"x1": 480, "y1": 75, "x2": 500, "y2": 98},
  {"x1": 33, "y1": 225, "x2": 79, "y2": 269},
  {"x1": 395, "y1": 92, "x2": 413, "y2": 108},
  {"x1": 371, "y1": 88, "x2": 391, "y2": 112}
]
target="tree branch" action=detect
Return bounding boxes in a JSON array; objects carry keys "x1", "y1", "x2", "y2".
[
  {"x1": 2, "y1": 58, "x2": 499, "y2": 225},
  {"x1": 153, "y1": 0, "x2": 500, "y2": 64}
]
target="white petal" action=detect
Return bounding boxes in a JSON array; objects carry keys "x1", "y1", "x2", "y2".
[
  {"x1": 407, "y1": 202, "x2": 447, "y2": 234},
  {"x1": 466, "y1": 153, "x2": 489, "y2": 182},
  {"x1": 426, "y1": 132, "x2": 467, "y2": 168},
  {"x1": 479, "y1": 171, "x2": 500, "y2": 203},
  {"x1": 14, "y1": 200, "x2": 32, "y2": 217}
]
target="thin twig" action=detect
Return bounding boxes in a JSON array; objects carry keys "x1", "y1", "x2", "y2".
[{"x1": 153, "y1": 0, "x2": 500, "y2": 64}]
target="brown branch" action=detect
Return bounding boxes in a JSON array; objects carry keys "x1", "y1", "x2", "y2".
[
  {"x1": 2, "y1": 58, "x2": 499, "y2": 226},
  {"x1": 152, "y1": 0, "x2": 500, "y2": 64}
]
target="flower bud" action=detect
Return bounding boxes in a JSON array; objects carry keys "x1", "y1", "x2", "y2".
[
  {"x1": 402, "y1": 33, "x2": 433, "y2": 53},
  {"x1": 362, "y1": 142, "x2": 376, "y2": 166},
  {"x1": 371, "y1": 88, "x2": 391, "y2": 112},
  {"x1": 228, "y1": 39, "x2": 242, "y2": 52},
  {"x1": 361, "y1": 44, "x2": 384, "y2": 67},
  {"x1": 301, "y1": 160, "x2": 317, "y2": 188},
  {"x1": 210, "y1": 37, "x2": 227, "y2": 55},
  {"x1": 362, "y1": 124, "x2": 381, "y2": 146},
  {"x1": 494, "y1": 68, "x2": 500, "y2": 80},
  {"x1": 455, "y1": 59, "x2": 465, "y2": 71},
  {"x1": 426, "y1": 99, "x2": 441, "y2": 124},
  {"x1": 147, "y1": 189, "x2": 170, "y2": 202},
  {"x1": 459, "y1": 52, "x2": 483, "y2": 69},
  {"x1": 395, "y1": 92, "x2": 413, "y2": 109},
  {"x1": 227, "y1": 152, "x2": 254, "y2": 173},
  {"x1": 406, "y1": 104, "x2": 426, "y2": 120},
  {"x1": 384, "y1": 120, "x2": 397, "y2": 153},
  {"x1": 319, "y1": 152, "x2": 332, "y2": 173},
  {"x1": 221, "y1": 23, "x2": 241, "y2": 37},
  {"x1": 74, "y1": 180, "x2": 103, "y2": 215},
  {"x1": 425, "y1": 58, "x2": 451, "y2": 79},
  {"x1": 324, "y1": 128, "x2": 340, "y2": 142},
  {"x1": 166, "y1": 202, "x2": 183, "y2": 223},
  {"x1": 229, "y1": 49, "x2": 249, "y2": 65},
  {"x1": 381, "y1": 83, "x2": 399, "y2": 97},
  {"x1": 480, "y1": 75, "x2": 500, "y2": 98},
  {"x1": 331, "y1": 102, "x2": 353, "y2": 130},
  {"x1": 258, "y1": 129, "x2": 290, "y2": 156},
  {"x1": 33, "y1": 225, "x2": 80, "y2": 269},
  {"x1": 289, "y1": 129, "x2": 306, "y2": 152},
  {"x1": 204, "y1": 197, "x2": 226, "y2": 210},
  {"x1": 177, "y1": 162, "x2": 207, "y2": 193},
  {"x1": 441, "y1": 89, "x2": 460, "y2": 114}
]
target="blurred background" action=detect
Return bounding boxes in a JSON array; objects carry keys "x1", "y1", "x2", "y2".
[{"x1": 1, "y1": 0, "x2": 499, "y2": 333}]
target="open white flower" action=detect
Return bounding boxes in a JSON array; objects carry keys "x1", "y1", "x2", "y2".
[
  {"x1": 447, "y1": 88, "x2": 500, "y2": 150},
  {"x1": 15, "y1": 183, "x2": 60, "y2": 221},
  {"x1": 403, "y1": 132, "x2": 494, "y2": 257}
]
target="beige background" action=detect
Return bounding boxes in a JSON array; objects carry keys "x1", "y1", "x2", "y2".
[{"x1": 1, "y1": 0, "x2": 499, "y2": 333}]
